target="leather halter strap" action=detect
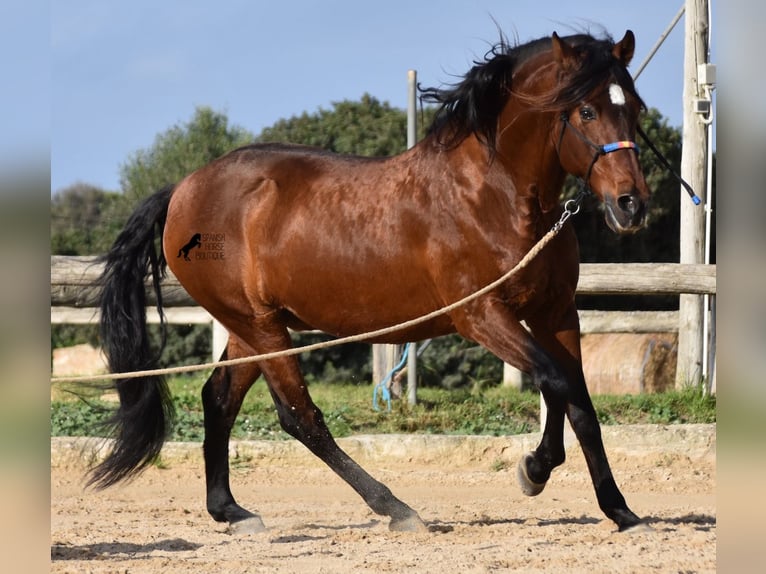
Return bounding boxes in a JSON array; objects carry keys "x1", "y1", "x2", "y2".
[
  {"x1": 557, "y1": 112, "x2": 702, "y2": 206},
  {"x1": 557, "y1": 112, "x2": 639, "y2": 193},
  {"x1": 557, "y1": 112, "x2": 639, "y2": 158}
]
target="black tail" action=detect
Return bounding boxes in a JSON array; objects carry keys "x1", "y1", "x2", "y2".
[{"x1": 88, "y1": 185, "x2": 176, "y2": 489}]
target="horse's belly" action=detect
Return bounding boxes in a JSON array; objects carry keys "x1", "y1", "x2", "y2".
[{"x1": 278, "y1": 279, "x2": 456, "y2": 343}]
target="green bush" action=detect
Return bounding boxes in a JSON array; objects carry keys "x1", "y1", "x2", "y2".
[
  {"x1": 418, "y1": 335, "x2": 504, "y2": 390},
  {"x1": 293, "y1": 333, "x2": 372, "y2": 385}
]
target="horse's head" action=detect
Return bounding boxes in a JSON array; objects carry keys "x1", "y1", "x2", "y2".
[
  {"x1": 551, "y1": 30, "x2": 650, "y2": 234},
  {"x1": 420, "y1": 29, "x2": 652, "y2": 234}
]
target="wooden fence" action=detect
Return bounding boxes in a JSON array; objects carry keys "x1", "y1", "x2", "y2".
[
  {"x1": 51, "y1": 255, "x2": 715, "y2": 334},
  {"x1": 51, "y1": 256, "x2": 716, "y2": 306}
]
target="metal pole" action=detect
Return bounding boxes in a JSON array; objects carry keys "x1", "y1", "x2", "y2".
[
  {"x1": 633, "y1": 4, "x2": 685, "y2": 81},
  {"x1": 406, "y1": 69, "x2": 418, "y2": 406}
]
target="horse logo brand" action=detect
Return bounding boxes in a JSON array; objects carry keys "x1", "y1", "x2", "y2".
[
  {"x1": 177, "y1": 232, "x2": 226, "y2": 261},
  {"x1": 177, "y1": 233, "x2": 202, "y2": 261}
]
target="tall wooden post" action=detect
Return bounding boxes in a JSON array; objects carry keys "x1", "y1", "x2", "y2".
[
  {"x1": 405, "y1": 70, "x2": 419, "y2": 406},
  {"x1": 372, "y1": 344, "x2": 400, "y2": 395},
  {"x1": 676, "y1": 0, "x2": 709, "y2": 387},
  {"x1": 372, "y1": 70, "x2": 418, "y2": 399},
  {"x1": 212, "y1": 318, "x2": 228, "y2": 361}
]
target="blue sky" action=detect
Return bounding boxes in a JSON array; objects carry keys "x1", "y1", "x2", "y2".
[{"x1": 50, "y1": 1, "x2": 711, "y2": 194}]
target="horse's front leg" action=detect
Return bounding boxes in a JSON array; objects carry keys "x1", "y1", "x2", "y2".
[
  {"x1": 527, "y1": 304, "x2": 643, "y2": 530},
  {"x1": 201, "y1": 337, "x2": 266, "y2": 533},
  {"x1": 454, "y1": 297, "x2": 642, "y2": 531},
  {"x1": 520, "y1": 304, "x2": 583, "y2": 495},
  {"x1": 454, "y1": 299, "x2": 567, "y2": 489}
]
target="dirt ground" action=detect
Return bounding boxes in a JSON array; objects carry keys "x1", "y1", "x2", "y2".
[{"x1": 51, "y1": 425, "x2": 716, "y2": 573}]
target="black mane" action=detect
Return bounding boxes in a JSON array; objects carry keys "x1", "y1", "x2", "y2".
[{"x1": 420, "y1": 32, "x2": 643, "y2": 153}]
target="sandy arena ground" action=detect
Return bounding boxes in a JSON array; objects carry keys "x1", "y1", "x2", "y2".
[{"x1": 51, "y1": 425, "x2": 716, "y2": 573}]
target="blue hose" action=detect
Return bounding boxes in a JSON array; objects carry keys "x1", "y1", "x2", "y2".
[{"x1": 372, "y1": 343, "x2": 411, "y2": 412}]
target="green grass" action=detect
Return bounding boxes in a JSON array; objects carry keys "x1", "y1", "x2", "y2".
[{"x1": 50, "y1": 376, "x2": 715, "y2": 442}]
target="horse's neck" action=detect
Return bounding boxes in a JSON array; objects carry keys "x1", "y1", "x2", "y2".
[
  {"x1": 424, "y1": 134, "x2": 564, "y2": 241},
  {"x1": 493, "y1": 108, "x2": 566, "y2": 214}
]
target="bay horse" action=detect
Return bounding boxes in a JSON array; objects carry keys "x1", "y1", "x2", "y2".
[{"x1": 92, "y1": 30, "x2": 650, "y2": 533}]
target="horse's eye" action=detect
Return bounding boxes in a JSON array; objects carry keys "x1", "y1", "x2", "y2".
[{"x1": 579, "y1": 106, "x2": 596, "y2": 121}]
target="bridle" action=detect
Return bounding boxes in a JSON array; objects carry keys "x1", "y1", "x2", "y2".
[
  {"x1": 556, "y1": 111, "x2": 640, "y2": 204},
  {"x1": 556, "y1": 110, "x2": 701, "y2": 208}
]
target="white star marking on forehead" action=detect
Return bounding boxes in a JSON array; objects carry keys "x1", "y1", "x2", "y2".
[{"x1": 609, "y1": 83, "x2": 626, "y2": 106}]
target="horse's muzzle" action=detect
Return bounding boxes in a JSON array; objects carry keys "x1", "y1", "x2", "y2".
[{"x1": 604, "y1": 191, "x2": 647, "y2": 234}]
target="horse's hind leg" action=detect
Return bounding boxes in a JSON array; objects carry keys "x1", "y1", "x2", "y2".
[
  {"x1": 201, "y1": 336, "x2": 265, "y2": 533},
  {"x1": 246, "y1": 322, "x2": 427, "y2": 532}
]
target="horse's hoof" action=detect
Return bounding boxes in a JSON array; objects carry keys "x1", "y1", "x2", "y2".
[
  {"x1": 620, "y1": 521, "x2": 653, "y2": 534},
  {"x1": 389, "y1": 512, "x2": 428, "y2": 532},
  {"x1": 227, "y1": 515, "x2": 267, "y2": 534},
  {"x1": 517, "y1": 452, "x2": 547, "y2": 497}
]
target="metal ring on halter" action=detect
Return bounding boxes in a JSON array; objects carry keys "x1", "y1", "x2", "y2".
[{"x1": 563, "y1": 198, "x2": 581, "y2": 215}]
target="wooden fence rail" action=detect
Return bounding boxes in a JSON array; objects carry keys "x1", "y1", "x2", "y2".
[{"x1": 50, "y1": 306, "x2": 681, "y2": 335}]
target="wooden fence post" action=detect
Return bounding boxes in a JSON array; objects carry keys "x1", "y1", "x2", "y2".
[
  {"x1": 212, "y1": 319, "x2": 228, "y2": 362},
  {"x1": 676, "y1": 0, "x2": 710, "y2": 388},
  {"x1": 372, "y1": 69, "x2": 419, "y2": 402}
]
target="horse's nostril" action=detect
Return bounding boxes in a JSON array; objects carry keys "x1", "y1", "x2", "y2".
[{"x1": 617, "y1": 194, "x2": 637, "y2": 215}]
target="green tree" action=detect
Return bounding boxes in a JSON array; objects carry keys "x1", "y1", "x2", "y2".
[
  {"x1": 51, "y1": 182, "x2": 127, "y2": 256},
  {"x1": 120, "y1": 106, "x2": 253, "y2": 202},
  {"x1": 257, "y1": 93, "x2": 436, "y2": 156},
  {"x1": 51, "y1": 184, "x2": 125, "y2": 351}
]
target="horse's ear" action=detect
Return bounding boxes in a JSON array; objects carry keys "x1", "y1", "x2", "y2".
[
  {"x1": 612, "y1": 30, "x2": 635, "y2": 66},
  {"x1": 551, "y1": 32, "x2": 578, "y2": 71}
]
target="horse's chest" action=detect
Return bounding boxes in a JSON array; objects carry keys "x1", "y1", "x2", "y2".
[{"x1": 503, "y1": 245, "x2": 578, "y2": 319}]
